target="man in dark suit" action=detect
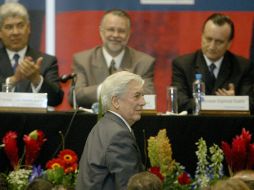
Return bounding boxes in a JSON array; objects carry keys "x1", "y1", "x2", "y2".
[
  {"x1": 70, "y1": 9, "x2": 155, "y2": 108},
  {"x1": 76, "y1": 71, "x2": 145, "y2": 190},
  {"x1": 0, "y1": 2, "x2": 63, "y2": 106},
  {"x1": 172, "y1": 13, "x2": 252, "y2": 113}
]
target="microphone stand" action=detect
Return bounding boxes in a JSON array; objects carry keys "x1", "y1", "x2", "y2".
[{"x1": 71, "y1": 76, "x2": 78, "y2": 110}]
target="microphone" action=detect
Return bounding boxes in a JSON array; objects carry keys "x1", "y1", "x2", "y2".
[{"x1": 59, "y1": 73, "x2": 76, "y2": 83}]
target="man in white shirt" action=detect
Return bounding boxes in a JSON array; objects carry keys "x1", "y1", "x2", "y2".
[
  {"x1": 0, "y1": 2, "x2": 63, "y2": 106},
  {"x1": 70, "y1": 9, "x2": 155, "y2": 108}
]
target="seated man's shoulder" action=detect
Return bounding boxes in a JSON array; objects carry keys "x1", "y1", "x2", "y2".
[
  {"x1": 74, "y1": 46, "x2": 101, "y2": 58},
  {"x1": 30, "y1": 49, "x2": 57, "y2": 63},
  {"x1": 173, "y1": 50, "x2": 200, "y2": 65},
  {"x1": 226, "y1": 51, "x2": 250, "y2": 65},
  {"x1": 128, "y1": 47, "x2": 155, "y2": 62}
]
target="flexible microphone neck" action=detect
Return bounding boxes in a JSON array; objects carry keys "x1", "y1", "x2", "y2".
[{"x1": 59, "y1": 73, "x2": 76, "y2": 83}]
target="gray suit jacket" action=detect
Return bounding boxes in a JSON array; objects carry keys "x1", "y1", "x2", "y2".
[
  {"x1": 76, "y1": 112, "x2": 144, "y2": 190},
  {"x1": 0, "y1": 47, "x2": 63, "y2": 106},
  {"x1": 70, "y1": 46, "x2": 155, "y2": 108},
  {"x1": 172, "y1": 50, "x2": 252, "y2": 113}
]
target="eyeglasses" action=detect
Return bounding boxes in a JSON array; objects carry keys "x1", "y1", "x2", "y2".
[{"x1": 102, "y1": 27, "x2": 128, "y2": 35}]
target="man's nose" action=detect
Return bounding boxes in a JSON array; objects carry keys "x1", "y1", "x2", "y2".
[
  {"x1": 208, "y1": 40, "x2": 216, "y2": 49},
  {"x1": 11, "y1": 26, "x2": 20, "y2": 34},
  {"x1": 141, "y1": 96, "x2": 146, "y2": 106},
  {"x1": 112, "y1": 30, "x2": 120, "y2": 37}
]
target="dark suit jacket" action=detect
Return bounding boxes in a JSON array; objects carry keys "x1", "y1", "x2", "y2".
[
  {"x1": 0, "y1": 47, "x2": 63, "y2": 106},
  {"x1": 172, "y1": 50, "x2": 252, "y2": 113},
  {"x1": 70, "y1": 46, "x2": 155, "y2": 108},
  {"x1": 76, "y1": 112, "x2": 144, "y2": 190}
]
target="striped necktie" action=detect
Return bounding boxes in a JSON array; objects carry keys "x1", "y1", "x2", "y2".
[
  {"x1": 109, "y1": 59, "x2": 116, "y2": 75},
  {"x1": 13, "y1": 54, "x2": 20, "y2": 72}
]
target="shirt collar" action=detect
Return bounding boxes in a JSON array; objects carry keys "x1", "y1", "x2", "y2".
[
  {"x1": 203, "y1": 54, "x2": 223, "y2": 69},
  {"x1": 108, "y1": 110, "x2": 132, "y2": 133},
  {"x1": 102, "y1": 47, "x2": 125, "y2": 69},
  {"x1": 6, "y1": 47, "x2": 27, "y2": 67}
]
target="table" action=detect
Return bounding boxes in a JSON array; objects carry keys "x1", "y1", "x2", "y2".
[{"x1": 1, "y1": 111, "x2": 254, "y2": 176}]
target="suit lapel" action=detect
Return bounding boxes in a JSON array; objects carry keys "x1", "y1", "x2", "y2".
[
  {"x1": 120, "y1": 47, "x2": 135, "y2": 72},
  {"x1": 194, "y1": 51, "x2": 218, "y2": 95},
  {"x1": 0, "y1": 48, "x2": 15, "y2": 78},
  {"x1": 214, "y1": 56, "x2": 231, "y2": 89},
  {"x1": 92, "y1": 47, "x2": 109, "y2": 83}
]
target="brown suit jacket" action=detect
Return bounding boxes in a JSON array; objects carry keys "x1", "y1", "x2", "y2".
[{"x1": 70, "y1": 46, "x2": 155, "y2": 108}]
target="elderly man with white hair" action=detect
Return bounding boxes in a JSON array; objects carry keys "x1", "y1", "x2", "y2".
[{"x1": 76, "y1": 71, "x2": 145, "y2": 190}]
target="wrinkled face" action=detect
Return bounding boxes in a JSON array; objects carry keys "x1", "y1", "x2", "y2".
[
  {"x1": 100, "y1": 13, "x2": 130, "y2": 57},
  {"x1": 114, "y1": 80, "x2": 145, "y2": 126},
  {"x1": 0, "y1": 16, "x2": 30, "y2": 51},
  {"x1": 201, "y1": 20, "x2": 231, "y2": 62}
]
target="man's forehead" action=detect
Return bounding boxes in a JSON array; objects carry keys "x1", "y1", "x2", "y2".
[
  {"x1": 3, "y1": 16, "x2": 25, "y2": 24},
  {"x1": 126, "y1": 81, "x2": 143, "y2": 92}
]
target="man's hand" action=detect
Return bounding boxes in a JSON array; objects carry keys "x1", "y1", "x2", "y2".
[
  {"x1": 18, "y1": 56, "x2": 43, "y2": 86},
  {"x1": 215, "y1": 83, "x2": 235, "y2": 96}
]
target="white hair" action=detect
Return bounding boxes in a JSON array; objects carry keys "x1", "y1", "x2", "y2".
[
  {"x1": 100, "y1": 71, "x2": 144, "y2": 112},
  {"x1": 0, "y1": 2, "x2": 29, "y2": 28}
]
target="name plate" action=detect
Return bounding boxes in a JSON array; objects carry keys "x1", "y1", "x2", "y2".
[
  {"x1": 0, "y1": 92, "x2": 47, "y2": 113},
  {"x1": 143, "y1": 95, "x2": 156, "y2": 110},
  {"x1": 201, "y1": 95, "x2": 249, "y2": 111}
]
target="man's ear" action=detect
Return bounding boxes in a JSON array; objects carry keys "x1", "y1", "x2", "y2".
[{"x1": 112, "y1": 96, "x2": 119, "y2": 109}]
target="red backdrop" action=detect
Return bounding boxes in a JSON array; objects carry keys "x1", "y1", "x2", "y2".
[{"x1": 40, "y1": 11, "x2": 254, "y2": 112}]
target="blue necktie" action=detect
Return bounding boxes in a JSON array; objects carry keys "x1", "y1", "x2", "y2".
[{"x1": 13, "y1": 54, "x2": 20, "y2": 72}]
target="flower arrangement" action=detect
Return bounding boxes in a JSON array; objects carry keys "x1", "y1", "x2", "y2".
[
  {"x1": 221, "y1": 128, "x2": 254, "y2": 176},
  {"x1": 45, "y1": 149, "x2": 78, "y2": 188},
  {"x1": 147, "y1": 129, "x2": 224, "y2": 190},
  {"x1": 1, "y1": 130, "x2": 46, "y2": 190},
  {"x1": 0, "y1": 130, "x2": 78, "y2": 190},
  {"x1": 192, "y1": 138, "x2": 224, "y2": 189},
  {"x1": 2, "y1": 130, "x2": 46, "y2": 170}
]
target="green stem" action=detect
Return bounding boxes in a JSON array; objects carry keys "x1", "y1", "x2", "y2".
[{"x1": 59, "y1": 131, "x2": 65, "y2": 150}]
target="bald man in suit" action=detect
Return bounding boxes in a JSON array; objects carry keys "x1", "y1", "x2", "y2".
[{"x1": 70, "y1": 9, "x2": 155, "y2": 108}]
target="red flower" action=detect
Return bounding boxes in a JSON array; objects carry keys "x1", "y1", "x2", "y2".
[
  {"x1": 149, "y1": 167, "x2": 164, "y2": 181},
  {"x1": 23, "y1": 130, "x2": 47, "y2": 165},
  {"x1": 240, "y1": 128, "x2": 251, "y2": 145},
  {"x1": 247, "y1": 143, "x2": 254, "y2": 169},
  {"x1": 178, "y1": 172, "x2": 191, "y2": 185},
  {"x1": 64, "y1": 163, "x2": 78, "y2": 174},
  {"x1": 2, "y1": 131, "x2": 19, "y2": 169},
  {"x1": 221, "y1": 141, "x2": 232, "y2": 167},
  {"x1": 221, "y1": 128, "x2": 254, "y2": 174},
  {"x1": 58, "y1": 149, "x2": 78, "y2": 165},
  {"x1": 231, "y1": 136, "x2": 247, "y2": 171},
  {"x1": 46, "y1": 158, "x2": 65, "y2": 170}
]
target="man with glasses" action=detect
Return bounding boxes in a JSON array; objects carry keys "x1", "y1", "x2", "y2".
[{"x1": 70, "y1": 9, "x2": 155, "y2": 108}]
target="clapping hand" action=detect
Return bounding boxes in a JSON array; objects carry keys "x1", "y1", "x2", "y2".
[{"x1": 215, "y1": 83, "x2": 235, "y2": 96}]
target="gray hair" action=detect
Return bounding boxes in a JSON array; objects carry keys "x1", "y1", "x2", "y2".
[
  {"x1": 100, "y1": 71, "x2": 144, "y2": 112},
  {"x1": 100, "y1": 9, "x2": 131, "y2": 31},
  {"x1": 0, "y1": 2, "x2": 29, "y2": 28}
]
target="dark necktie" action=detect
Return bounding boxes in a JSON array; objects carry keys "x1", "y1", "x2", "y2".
[
  {"x1": 13, "y1": 54, "x2": 20, "y2": 72},
  {"x1": 209, "y1": 63, "x2": 216, "y2": 80},
  {"x1": 109, "y1": 59, "x2": 116, "y2": 75},
  {"x1": 205, "y1": 63, "x2": 216, "y2": 95}
]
